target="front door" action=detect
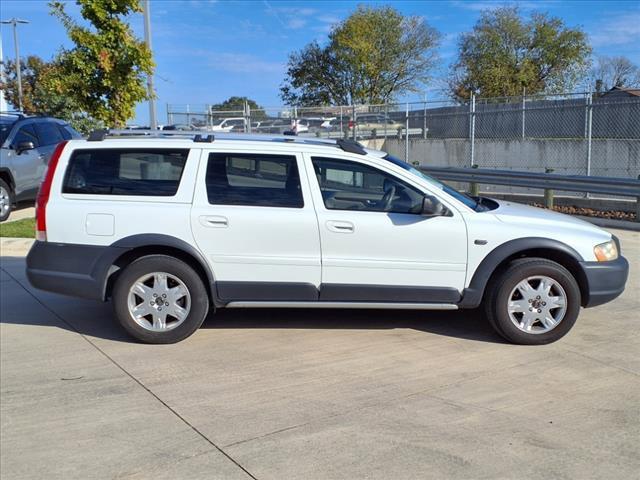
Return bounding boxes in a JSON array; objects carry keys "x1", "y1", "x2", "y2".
[
  {"x1": 306, "y1": 155, "x2": 468, "y2": 303},
  {"x1": 191, "y1": 149, "x2": 321, "y2": 302}
]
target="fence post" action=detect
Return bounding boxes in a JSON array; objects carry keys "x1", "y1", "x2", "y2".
[
  {"x1": 469, "y1": 164, "x2": 479, "y2": 197},
  {"x1": 186, "y1": 104, "x2": 191, "y2": 129},
  {"x1": 469, "y1": 94, "x2": 476, "y2": 167},
  {"x1": 166, "y1": 103, "x2": 172, "y2": 125},
  {"x1": 384, "y1": 104, "x2": 389, "y2": 142},
  {"x1": 544, "y1": 168, "x2": 555, "y2": 209},
  {"x1": 423, "y1": 97, "x2": 428, "y2": 139},
  {"x1": 585, "y1": 93, "x2": 593, "y2": 177},
  {"x1": 245, "y1": 101, "x2": 251, "y2": 133},
  {"x1": 405, "y1": 102, "x2": 409, "y2": 162},
  {"x1": 352, "y1": 104, "x2": 357, "y2": 141},
  {"x1": 637, "y1": 175, "x2": 640, "y2": 223},
  {"x1": 521, "y1": 88, "x2": 526, "y2": 140}
]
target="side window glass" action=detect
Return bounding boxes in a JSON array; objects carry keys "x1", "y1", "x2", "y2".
[
  {"x1": 206, "y1": 152, "x2": 303, "y2": 208},
  {"x1": 12, "y1": 124, "x2": 39, "y2": 148},
  {"x1": 311, "y1": 157, "x2": 424, "y2": 214},
  {"x1": 63, "y1": 149, "x2": 188, "y2": 196},
  {"x1": 34, "y1": 122, "x2": 64, "y2": 147}
]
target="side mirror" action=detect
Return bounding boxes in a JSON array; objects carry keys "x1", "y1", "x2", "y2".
[
  {"x1": 15, "y1": 141, "x2": 35, "y2": 154},
  {"x1": 421, "y1": 195, "x2": 447, "y2": 217}
]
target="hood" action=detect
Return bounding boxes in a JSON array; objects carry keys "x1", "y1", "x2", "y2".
[{"x1": 491, "y1": 199, "x2": 606, "y2": 234}]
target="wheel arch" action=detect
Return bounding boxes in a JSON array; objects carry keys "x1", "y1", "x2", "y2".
[
  {"x1": 103, "y1": 234, "x2": 218, "y2": 306},
  {"x1": 0, "y1": 168, "x2": 15, "y2": 192},
  {"x1": 459, "y1": 237, "x2": 588, "y2": 308}
]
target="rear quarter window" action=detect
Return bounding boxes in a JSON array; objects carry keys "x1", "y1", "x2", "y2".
[{"x1": 62, "y1": 148, "x2": 189, "y2": 196}]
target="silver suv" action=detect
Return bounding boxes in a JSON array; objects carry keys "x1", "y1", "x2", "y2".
[{"x1": 0, "y1": 113, "x2": 81, "y2": 221}]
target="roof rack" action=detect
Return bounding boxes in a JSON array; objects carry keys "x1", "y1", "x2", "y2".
[
  {"x1": 336, "y1": 138, "x2": 367, "y2": 155},
  {"x1": 87, "y1": 129, "x2": 215, "y2": 142},
  {"x1": 84, "y1": 129, "x2": 369, "y2": 155}
]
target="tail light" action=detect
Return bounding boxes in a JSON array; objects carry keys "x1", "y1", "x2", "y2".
[
  {"x1": 36, "y1": 140, "x2": 68, "y2": 242},
  {"x1": 348, "y1": 120, "x2": 355, "y2": 128}
]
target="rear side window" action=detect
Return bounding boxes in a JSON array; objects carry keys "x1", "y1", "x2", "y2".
[
  {"x1": 34, "y1": 122, "x2": 64, "y2": 146},
  {"x1": 206, "y1": 152, "x2": 303, "y2": 208},
  {"x1": 58, "y1": 124, "x2": 81, "y2": 140},
  {"x1": 63, "y1": 149, "x2": 189, "y2": 196}
]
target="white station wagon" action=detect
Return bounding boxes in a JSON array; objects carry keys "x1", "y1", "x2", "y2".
[{"x1": 26, "y1": 132, "x2": 629, "y2": 344}]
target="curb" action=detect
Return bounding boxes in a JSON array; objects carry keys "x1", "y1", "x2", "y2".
[{"x1": 0, "y1": 237, "x2": 35, "y2": 257}]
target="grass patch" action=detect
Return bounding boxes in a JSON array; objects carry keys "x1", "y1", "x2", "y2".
[{"x1": 0, "y1": 217, "x2": 36, "y2": 238}]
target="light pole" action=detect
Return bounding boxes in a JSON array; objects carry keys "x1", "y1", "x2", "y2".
[
  {"x1": 1, "y1": 18, "x2": 29, "y2": 112},
  {"x1": 142, "y1": 1, "x2": 157, "y2": 129}
]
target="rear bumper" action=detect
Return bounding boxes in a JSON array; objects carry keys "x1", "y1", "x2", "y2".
[
  {"x1": 26, "y1": 241, "x2": 124, "y2": 301},
  {"x1": 580, "y1": 255, "x2": 629, "y2": 308}
]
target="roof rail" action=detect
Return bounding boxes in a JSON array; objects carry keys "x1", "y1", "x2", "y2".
[
  {"x1": 86, "y1": 129, "x2": 215, "y2": 142},
  {"x1": 336, "y1": 138, "x2": 367, "y2": 155}
]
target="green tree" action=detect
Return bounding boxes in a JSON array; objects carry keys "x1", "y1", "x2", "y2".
[
  {"x1": 0, "y1": 55, "x2": 103, "y2": 134},
  {"x1": 210, "y1": 96, "x2": 267, "y2": 119},
  {"x1": 49, "y1": 0, "x2": 154, "y2": 127},
  {"x1": 450, "y1": 7, "x2": 591, "y2": 100},
  {"x1": 280, "y1": 5, "x2": 440, "y2": 105}
]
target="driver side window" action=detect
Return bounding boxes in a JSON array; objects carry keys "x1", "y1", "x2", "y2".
[{"x1": 311, "y1": 157, "x2": 424, "y2": 214}]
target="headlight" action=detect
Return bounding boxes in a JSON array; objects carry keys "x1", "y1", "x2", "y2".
[{"x1": 594, "y1": 240, "x2": 618, "y2": 262}]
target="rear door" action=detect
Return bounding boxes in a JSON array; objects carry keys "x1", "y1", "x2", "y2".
[{"x1": 191, "y1": 148, "x2": 321, "y2": 302}]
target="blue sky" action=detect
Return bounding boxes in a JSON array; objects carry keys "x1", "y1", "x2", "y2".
[{"x1": 1, "y1": 0, "x2": 639, "y2": 124}]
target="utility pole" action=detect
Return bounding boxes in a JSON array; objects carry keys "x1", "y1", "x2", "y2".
[
  {"x1": 1, "y1": 18, "x2": 29, "y2": 112},
  {"x1": 142, "y1": 1, "x2": 157, "y2": 129},
  {"x1": 0, "y1": 30, "x2": 7, "y2": 112}
]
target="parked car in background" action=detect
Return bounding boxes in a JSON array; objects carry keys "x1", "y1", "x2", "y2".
[
  {"x1": 210, "y1": 117, "x2": 246, "y2": 132},
  {"x1": 353, "y1": 114, "x2": 403, "y2": 134},
  {"x1": 0, "y1": 113, "x2": 81, "y2": 222}
]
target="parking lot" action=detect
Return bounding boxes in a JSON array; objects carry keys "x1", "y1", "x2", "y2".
[{"x1": 1, "y1": 229, "x2": 638, "y2": 479}]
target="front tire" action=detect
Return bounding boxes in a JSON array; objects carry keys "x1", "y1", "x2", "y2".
[
  {"x1": 485, "y1": 258, "x2": 581, "y2": 345},
  {"x1": 112, "y1": 255, "x2": 209, "y2": 344},
  {"x1": 0, "y1": 179, "x2": 13, "y2": 222}
]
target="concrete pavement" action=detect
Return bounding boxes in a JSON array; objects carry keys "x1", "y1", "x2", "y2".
[{"x1": 1, "y1": 229, "x2": 639, "y2": 479}]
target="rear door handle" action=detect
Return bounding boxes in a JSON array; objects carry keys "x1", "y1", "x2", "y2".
[
  {"x1": 199, "y1": 215, "x2": 229, "y2": 228},
  {"x1": 326, "y1": 220, "x2": 354, "y2": 233}
]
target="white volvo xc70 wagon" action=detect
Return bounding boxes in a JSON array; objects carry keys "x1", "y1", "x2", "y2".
[{"x1": 26, "y1": 132, "x2": 629, "y2": 344}]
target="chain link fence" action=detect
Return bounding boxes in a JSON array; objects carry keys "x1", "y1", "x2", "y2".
[{"x1": 166, "y1": 91, "x2": 640, "y2": 182}]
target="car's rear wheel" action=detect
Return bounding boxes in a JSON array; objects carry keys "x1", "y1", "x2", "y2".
[
  {"x1": 0, "y1": 179, "x2": 13, "y2": 222},
  {"x1": 112, "y1": 255, "x2": 209, "y2": 344},
  {"x1": 485, "y1": 258, "x2": 581, "y2": 345}
]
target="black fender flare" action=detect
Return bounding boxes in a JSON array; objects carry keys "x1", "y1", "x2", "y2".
[
  {"x1": 100, "y1": 234, "x2": 217, "y2": 302},
  {"x1": 458, "y1": 237, "x2": 584, "y2": 308},
  {"x1": 0, "y1": 167, "x2": 16, "y2": 191}
]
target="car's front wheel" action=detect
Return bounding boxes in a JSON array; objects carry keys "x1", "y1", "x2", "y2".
[
  {"x1": 112, "y1": 255, "x2": 210, "y2": 344},
  {"x1": 485, "y1": 258, "x2": 581, "y2": 345}
]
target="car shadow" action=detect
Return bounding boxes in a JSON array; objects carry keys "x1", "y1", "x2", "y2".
[
  {"x1": 1, "y1": 256, "x2": 505, "y2": 345},
  {"x1": 201, "y1": 306, "x2": 506, "y2": 344}
]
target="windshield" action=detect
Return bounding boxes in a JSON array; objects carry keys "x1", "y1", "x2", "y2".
[
  {"x1": 383, "y1": 154, "x2": 483, "y2": 211},
  {"x1": 0, "y1": 118, "x2": 17, "y2": 145}
]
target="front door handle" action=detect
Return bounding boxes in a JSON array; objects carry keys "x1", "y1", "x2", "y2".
[
  {"x1": 199, "y1": 215, "x2": 229, "y2": 228},
  {"x1": 326, "y1": 220, "x2": 354, "y2": 233}
]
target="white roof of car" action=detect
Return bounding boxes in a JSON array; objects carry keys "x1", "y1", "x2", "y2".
[{"x1": 74, "y1": 130, "x2": 387, "y2": 158}]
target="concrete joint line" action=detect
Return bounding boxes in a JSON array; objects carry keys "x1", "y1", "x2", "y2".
[{"x1": 3, "y1": 269, "x2": 259, "y2": 480}]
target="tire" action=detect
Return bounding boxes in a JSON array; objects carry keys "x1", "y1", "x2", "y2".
[
  {"x1": 484, "y1": 258, "x2": 581, "y2": 345},
  {"x1": 0, "y1": 179, "x2": 14, "y2": 223},
  {"x1": 112, "y1": 255, "x2": 210, "y2": 344}
]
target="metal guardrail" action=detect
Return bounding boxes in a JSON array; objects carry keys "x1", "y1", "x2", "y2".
[
  {"x1": 419, "y1": 166, "x2": 640, "y2": 221},
  {"x1": 419, "y1": 166, "x2": 640, "y2": 197}
]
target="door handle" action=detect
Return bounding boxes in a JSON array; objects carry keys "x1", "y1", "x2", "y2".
[
  {"x1": 326, "y1": 220, "x2": 354, "y2": 233},
  {"x1": 199, "y1": 215, "x2": 229, "y2": 228}
]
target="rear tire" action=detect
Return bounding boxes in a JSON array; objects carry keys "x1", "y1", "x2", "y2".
[
  {"x1": 0, "y1": 179, "x2": 13, "y2": 222},
  {"x1": 484, "y1": 258, "x2": 581, "y2": 345},
  {"x1": 112, "y1": 255, "x2": 209, "y2": 344}
]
